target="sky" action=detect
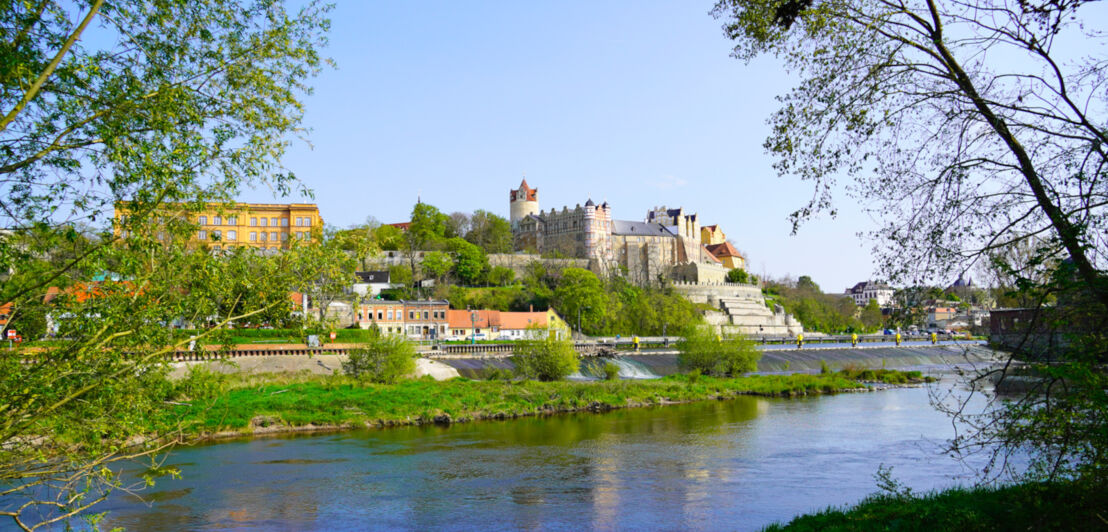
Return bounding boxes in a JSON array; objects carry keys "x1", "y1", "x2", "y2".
[{"x1": 248, "y1": 1, "x2": 887, "y2": 293}]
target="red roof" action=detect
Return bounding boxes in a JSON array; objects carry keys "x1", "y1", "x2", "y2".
[
  {"x1": 447, "y1": 309, "x2": 549, "y2": 330},
  {"x1": 388, "y1": 222, "x2": 411, "y2": 230},
  {"x1": 705, "y1": 242, "x2": 743, "y2": 259}
]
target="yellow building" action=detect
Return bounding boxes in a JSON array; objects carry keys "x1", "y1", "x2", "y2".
[
  {"x1": 114, "y1": 202, "x2": 322, "y2": 251},
  {"x1": 700, "y1": 224, "x2": 727, "y2": 246}
]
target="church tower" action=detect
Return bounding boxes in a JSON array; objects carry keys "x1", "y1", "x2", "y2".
[{"x1": 509, "y1": 179, "x2": 539, "y2": 228}]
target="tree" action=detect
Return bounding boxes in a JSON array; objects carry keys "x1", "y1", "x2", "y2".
[
  {"x1": 293, "y1": 229, "x2": 357, "y2": 325},
  {"x1": 446, "y1": 237, "x2": 488, "y2": 286},
  {"x1": 512, "y1": 332, "x2": 579, "y2": 381},
  {"x1": 713, "y1": 0, "x2": 1108, "y2": 303},
  {"x1": 0, "y1": 1, "x2": 331, "y2": 528},
  {"x1": 342, "y1": 333, "x2": 417, "y2": 384},
  {"x1": 373, "y1": 224, "x2": 405, "y2": 251},
  {"x1": 445, "y1": 211, "x2": 471, "y2": 239},
  {"x1": 420, "y1": 251, "x2": 452, "y2": 284},
  {"x1": 466, "y1": 210, "x2": 513, "y2": 253},
  {"x1": 553, "y1": 267, "x2": 607, "y2": 335},
  {"x1": 714, "y1": 0, "x2": 1108, "y2": 484},
  {"x1": 487, "y1": 265, "x2": 516, "y2": 286},
  {"x1": 334, "y1": 225, "x2": 379, "y2": 271},
  {"x1": 405, "y1": 203, "x2": 449, "y2": 287},
  {"x1": 726, "y1": 268, "x2": 749, "y2": 284},
  {"x1": 860, "y1": 299, "x2": 884, "y2": 331},
  {"x1": 676, "y1": 325, "x2": 761, "y2": 377}
]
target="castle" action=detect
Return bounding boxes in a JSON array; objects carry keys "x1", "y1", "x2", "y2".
[{"x1": 509, "y1": 180, "x2": 729, "y2": 285}]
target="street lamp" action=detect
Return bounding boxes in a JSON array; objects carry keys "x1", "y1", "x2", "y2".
[{"x1": 470, "y1": 309, "x2": 478, "y2": 345}]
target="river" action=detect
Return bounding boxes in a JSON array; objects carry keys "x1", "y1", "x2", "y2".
[{"x1": 88, "y1": 377, "x2": 1004, "y2": 532}]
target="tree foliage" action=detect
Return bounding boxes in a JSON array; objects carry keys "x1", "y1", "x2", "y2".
[
  {"x1": 512, "y1": 332, "x2": 579, "y2": 381},
  {"x1": 676, "y1": 325, "x2": 761, "y2": 377},
  {"x1": 0, "y1": 0, "x2": 332, "y2": 528},
  {"x1": 341, "y1": 332, "x2": 417, "y2": 384}
]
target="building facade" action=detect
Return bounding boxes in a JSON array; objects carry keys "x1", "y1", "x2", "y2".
[
  {"x1": 844, "y1": 281, "x2": 895, "y2": 307},
  {"x1": 114, "y1": 202, "x2": 322, "y2": 252},
  {"x1": 510, "y1": 180, "x2": 730, "y2": 284},
  {"x1": 356, "y1": 299, "x2": 449, "y2": 339}
]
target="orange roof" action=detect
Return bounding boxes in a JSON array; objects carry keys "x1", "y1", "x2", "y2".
[
  {"x1": 447, "y1": 309, "x2": 499, "y2": 329},
  {"x1": 705, "y1": 242, "x2": 743, "y2": 259},
  {"x1": 388, "y1": 222, "x2": 411, "y2": 230},
  {"x1": 702, "y1": 245, "x2": 722, "y2": 263},
  {"x1": 498, "y1": 311, "x2": 548, "y2": 330},
  {"x1": 446, "y1": 309, "x2": 549, "y2": 330},
  {"x1": 44, "y1": 281, "x2": 138, "y2": 304}
]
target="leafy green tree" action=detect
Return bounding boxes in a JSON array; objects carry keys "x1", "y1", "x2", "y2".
[
  {"x1": 0, "y1": 1, "x2": 331, "y2": 527},
  {"x1": 404, "y1": 203, "x2": 450, "y2": 286},
  {"x1": 726, "y1": 268, "x2": 749, "y2": 284},
  {"x1": 860, "y1": 299, "x2": 883, "y2": 332},
  {"x1": 714, "y1": 0, "x2": 1108, "y2": 484},
  {"x1": 334, "y1": 225, "x2": 379, "y2": 271},
  {"x1": 420, "y1": 251, "x2": 452, "y2": 284},
  {"x1": 446, "y1": 237, "x2": 488, "y2": 286},
  {"x1": 342, "y1": 333, "x2": 417, "y2": 384},
  {"x1": 512, "y1": 332, "x2": 579, "y2": 381},
  {"x1": 553, "y1": 267, "x2": 607, "y2": 335},
  {"x1": 487, "y1": 265, "x2": 516, "y2": 286},
  {"x1": 466, "y1": 210, "x2": 513, "y2": 253},
  {"x1": 676, "y1": 325, "x2": 761, "y2": 377},
  {"x1": 373, "y1": 224, "x2": 405, "y2": 251}
]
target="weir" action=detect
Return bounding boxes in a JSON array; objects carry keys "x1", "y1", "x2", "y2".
[{"x1": 436, "y1": 344, "x2": 1000, "y2": 379}]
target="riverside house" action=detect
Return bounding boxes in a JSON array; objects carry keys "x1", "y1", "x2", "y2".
[{"x1": 356, "y1": 299, "x2": 449, "y2": 340}]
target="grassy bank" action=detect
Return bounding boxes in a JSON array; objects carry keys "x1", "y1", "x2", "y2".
[
  {"x1": 162, "y1": 370, "x2": 932, "y2": 438},
  {"x1": 764, "y1": 479, "x2": 1108, "y2": 531}
]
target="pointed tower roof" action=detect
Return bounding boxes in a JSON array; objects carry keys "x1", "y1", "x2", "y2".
[
  {"x1": 519, "y1": 179, "x2": 533, "y2": 191},
  {"x1": 585, "y1": 198, "x2": 595, "y2": 207}
]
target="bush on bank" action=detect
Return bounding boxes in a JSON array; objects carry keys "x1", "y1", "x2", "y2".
[
  {"x1": 511, "y1": 333, "x2": 579, "y2": 381},
  {"x1": 341, "y1": 333, "x2": 417, "y2": 384},
  {"x1": 676, "y1": 325, "x2": 761, "y2": 377}
]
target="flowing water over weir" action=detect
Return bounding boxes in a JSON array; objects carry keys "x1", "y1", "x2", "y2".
[{"x1": 439, "y1": 344, "x2": 998, "y2": 378}]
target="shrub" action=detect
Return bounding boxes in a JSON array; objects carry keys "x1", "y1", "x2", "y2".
[
  {"x1": 482, "y1": 367, "x2": 513, "y2": 381},
  {"x1": 341, "y1": 334, "x2": 417, "y2": 383},
  {"x1": 676, "y1": 325, "x2": 761, "y2": 377},
  {"x1": 603, "y1": 362, "x2": 620, "y2": 381},
  {"x1": 512, "y1": 334, "x2": 579, "y2": 381},
  {"x1": 820, "y1": 359, "x2": 830, "y2": 374}
]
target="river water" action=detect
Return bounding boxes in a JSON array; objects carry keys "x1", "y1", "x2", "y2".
[{"x1": 88, "y1": 379, "x2": 1004, "y2": 532}]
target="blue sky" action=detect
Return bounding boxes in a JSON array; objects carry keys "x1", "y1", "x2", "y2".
[{"x1": 255, "y1": 1, "x2": 881, "y2": 293}]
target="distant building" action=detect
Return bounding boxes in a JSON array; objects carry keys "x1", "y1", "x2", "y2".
[
  {"x1": 356, "y1": 299, "x2": 449, "y2": 339},
  {"x1": 352, "y1": 270, "x2": 393, "y2": 297},
  {"x1": 700, "y1": 224, "x2": 727, "y2": 246},
  {"x1": 509, "y1": 180, "x2": 728, "y2": 284},
  {"x1": 113, "y1": 202, "x2": 322, "y2": 252},
  {"x1": 845, "y1": 281, "x2": 895, "y2": 307},
  {"x1": 445, "y1": 308, "x2": 568, "y2": 340},
  {"x1": 704, "y1": 241, "x2": 746, "y2": 271}
]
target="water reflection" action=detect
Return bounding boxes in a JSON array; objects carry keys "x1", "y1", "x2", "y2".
[{"x1": 90, "y1": 387, "x2": 1000, "y2": 532}]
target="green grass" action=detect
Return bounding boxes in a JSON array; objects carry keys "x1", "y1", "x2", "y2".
[
  {"x1": 763, "y1": 479, "x2": 1108, "y2": 531},
  {"x1": 163, "y1": 371, "x2": 923, "y2": 436}
]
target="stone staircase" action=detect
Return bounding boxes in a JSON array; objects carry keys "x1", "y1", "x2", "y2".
[{"x1": 673, "y1": 283, "x2": 803, "y2": 336}]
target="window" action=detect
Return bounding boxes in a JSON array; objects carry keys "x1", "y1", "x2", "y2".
[
  {"x1": 387, "y1": 310, "x2": 393, "y2": 320},
  {"x1": 303, "y1": 232, "x2": 311, "y2": 242},
  {"x1": 271, "y1": 217, "x2": 278, "y2": 226},
  {"x1": 198, "y1": 230, "x2": 207, "y2": 240},
  {"x1": 213, "y1": 216, "x2": 222, "y2": 226},
  {"x1": 213, "y1": 230, "x2": 221, "y2": 239},
  {"x1": 423, "y1": 311, "x2": 429, "y2": 320},
  {"x1": 260, "y1": 218, "x2": 268, "y2": 227},
  {"x1": 377, "y1": 311, "x2": 383, "y2": 320},
  {"x1": 409, "y1": 311, "x2": 415, "y2": 320},
  {"x1": 198, "y1": 216, "x2": 208, "y2": 225},
  {"x1": 304, "y1": 217, "x2": 311, "y2": 226},
  {"x1": 260, "y1": 232, "x2": 268, "y2": 242},
  {"x1": 228, "y1": 216, "x2": 237, "y2": 225},
  {"x1": 295, "y1": 217, "x2": 302, "y2": 226},
  {"x1": 249, "y1": 232, "x2": 257, "y2": 242},
  {"x1": 270, "y1": 231, "x2": 278, "y2": 242},
  {"x1": 281, "y1": 218, "x2": 289, "y2": 226},
  {"x1": 250, "y1": 217, "x2": 257, "y2": 226},
  {"x1": 227, "y1": 230, "x2": 237, "y2": 241},
  {"x1": 281, "y1": 232, "x2": 288, "y2": 241}
]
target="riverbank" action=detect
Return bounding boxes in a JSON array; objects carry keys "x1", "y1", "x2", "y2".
[
  {"x1": 764, "y1": 478, "x2": 1108, "y2": 531},
  {"x1": 162, "y1": 369, "x2": 933, "y2": 440}
]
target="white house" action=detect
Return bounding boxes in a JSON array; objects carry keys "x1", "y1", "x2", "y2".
[
  {"x1": 844, "y1": 280, "x2": 895, "y2": 307},
  {"x1": 352, "y1": 270, "x2": 393, "y2": 297}
]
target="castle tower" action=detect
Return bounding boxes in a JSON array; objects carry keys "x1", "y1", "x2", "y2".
[{"x1": 509, "y1": 179, "x2": 539, "y2": 229}]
